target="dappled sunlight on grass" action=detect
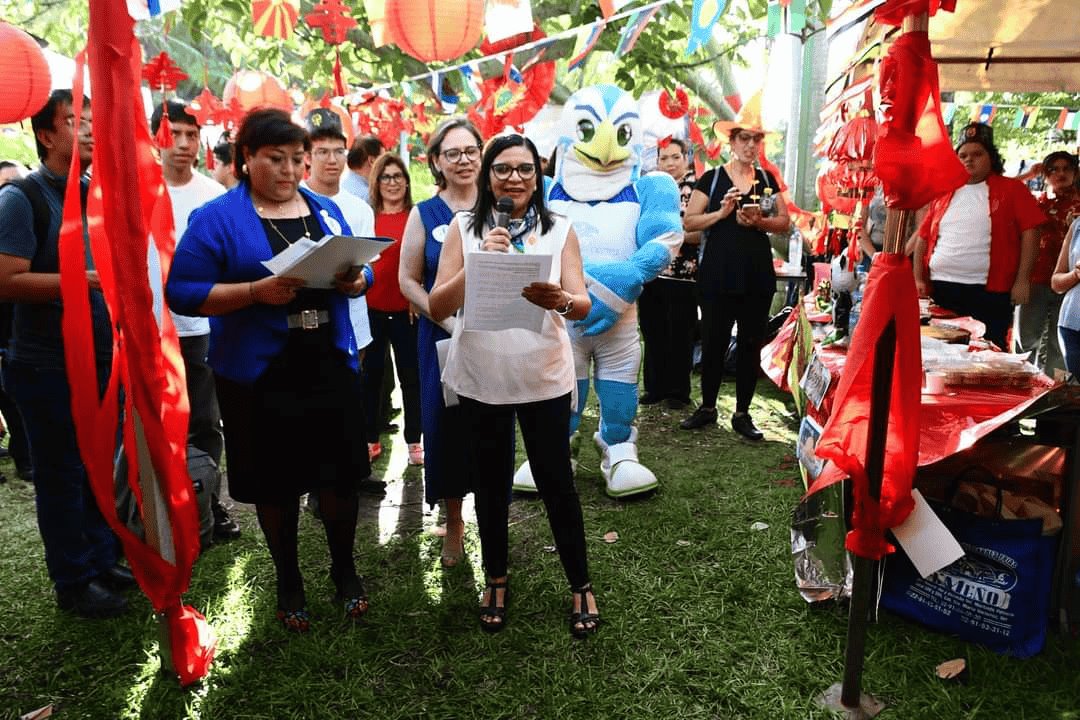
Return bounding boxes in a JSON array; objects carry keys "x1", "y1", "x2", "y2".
[
  {"x1": 122, "y1": 553, "x2": 255, "y2": 718},
  {"x1": 377, "y1": 440, "x2": 407, "y2": 546}
]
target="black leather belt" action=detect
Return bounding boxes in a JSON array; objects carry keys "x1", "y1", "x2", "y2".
[{"x1": 286, "y1": 309, "x2": 329, "y2": 330}]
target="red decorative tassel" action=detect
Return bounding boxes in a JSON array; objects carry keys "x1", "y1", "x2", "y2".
[
  {"x1": 333, "y1": 50, "x2": 346, "y2": 97},
  {"x1": 155, "y1": 108, "x2": 173, "y2": 149},
  {"x1": 204, "y1": 142, "x2": 214, "y2": 171}
]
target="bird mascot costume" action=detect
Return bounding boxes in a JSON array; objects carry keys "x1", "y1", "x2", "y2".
[{"x1": 513, "y1": 84, "x2": 683, "y2": 497}]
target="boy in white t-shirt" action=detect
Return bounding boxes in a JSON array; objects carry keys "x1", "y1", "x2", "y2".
[{"x1": 150, "y1": 100, "x2": 240, "y2": 542}]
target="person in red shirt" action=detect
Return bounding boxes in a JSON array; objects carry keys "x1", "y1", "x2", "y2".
[
  {"x1": 362, "y1": 153, "x2": 423, "y2": 466},
  {"x1": 913, "y1": 123, "x2": 1046, "y2": 349},
  {"x1": 1015, "y1": 151, "x2": 1080, "y2": 376}
]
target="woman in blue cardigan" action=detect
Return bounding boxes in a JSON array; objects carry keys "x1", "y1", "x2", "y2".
[{"x1": 167, "y1": 109, "x2": 373, "y2": 632}]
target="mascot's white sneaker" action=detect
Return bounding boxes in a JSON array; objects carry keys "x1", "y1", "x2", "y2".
[
  {"x1": 593, "y1": 428, "x2": 658, "y2": 498},
  {"x1": 513, "y1": 434, "x2": 580, "y2": 493}
]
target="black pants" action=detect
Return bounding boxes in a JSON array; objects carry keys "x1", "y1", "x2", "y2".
[
  {"x1": 362, "y1": 310, "x2": 421, "y2": 444},
  {"x1": 0, "y1": 358, "x2": 31, "y2": 474},
  {"x1": 699, "y1": 292, "x2": 774, "y2": 413},
  {"x1": 180, "y1": 334, "x2": 223, "y2": 465},
  {"x1": 460, "y1": 393, "x2": 588, "y2": 587},
  {"x1": 639, "y1": 279, "x2": 697, "y2": 403},
  {"x1": 931, "y1": 280, "x2": 1013, "y2": 350}
]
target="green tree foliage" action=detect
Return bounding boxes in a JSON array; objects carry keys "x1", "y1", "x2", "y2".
[
  {"x1": 14, "y1": 0, "x2": 833, "y2": 118},
  {"x1": 951, "y1": 91, "x2": 1080, "y2": 168}
]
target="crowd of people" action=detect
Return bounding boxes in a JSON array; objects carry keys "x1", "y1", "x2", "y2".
[{"x1": 1, "y1": 86, "x2": 1078, "y2": 638}]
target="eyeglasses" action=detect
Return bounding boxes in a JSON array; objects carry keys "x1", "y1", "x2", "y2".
[
  {"x1": 441, "y1": 146, "x2": 481, "y2": 163},
  {"x1": 491, "y1": 163, "x2": 536, "y2": 181},
  {"x1": 312, "y1": 148, "x2": 347, "y2": 159},
  {"x1": 378, "y1": 172, "x2": 406, "y2": 184},
  {"x1": 735, "y1": 133, "x2": 765, "y2": 144}
]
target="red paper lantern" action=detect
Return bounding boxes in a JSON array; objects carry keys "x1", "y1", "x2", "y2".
[
  {"x1": 0, "y1": 22, "x2": 51, "y2": 124},
  {"x1": 222, "y1": 70, "x2": 292, "y2": 113},
  {"x1": 384, "y1": 0, "x2": 485, "y2": 63}
]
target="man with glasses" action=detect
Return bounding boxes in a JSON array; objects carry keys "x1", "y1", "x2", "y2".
[{"x1": 1016, "y1": 151, "x2": 1080, "y2": 377}]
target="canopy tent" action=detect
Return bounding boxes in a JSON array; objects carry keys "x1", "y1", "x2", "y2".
[
  {"x1": 829, "y1": 0, "x2": 1080, "y2": 93},
  {"x1": 930, "y1": 0, "x2": 1080, "y2": 92}
]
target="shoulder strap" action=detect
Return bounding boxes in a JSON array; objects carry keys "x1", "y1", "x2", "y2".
[
  {"x1": 6, "y1": 177, "x2": 50, "y2": 249},
  {"x1": 708, "y1": 168, "x2": 721, "y2": 199}
]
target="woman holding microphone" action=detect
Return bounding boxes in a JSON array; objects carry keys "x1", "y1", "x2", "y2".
[{"x1": 428, "y1": 134, "x2": 599, "y2": 638}]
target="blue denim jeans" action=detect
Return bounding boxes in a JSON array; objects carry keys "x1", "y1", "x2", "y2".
[{"x1": 3, "y1": 361, "x2": 117, "y2": 590}]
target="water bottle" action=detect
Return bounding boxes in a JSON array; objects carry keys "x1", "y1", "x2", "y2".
[{"x1": 787, "y1": 227, "x2": 803, "y2": 269}]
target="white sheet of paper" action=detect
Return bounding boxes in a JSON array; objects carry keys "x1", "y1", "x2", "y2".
[
  {"x1": 463, "y1": 251, "x2": 553, "y2": 333},
  {"x1": 262, "y1": 235, "x2": 394, "y2": 288},
  {"x1": 892, "y1": 489, "x2": 965, "y2": 579}
]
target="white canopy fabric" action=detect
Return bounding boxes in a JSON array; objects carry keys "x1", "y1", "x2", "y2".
[{"x1": 929, "y1": 0, "x2": 1080, "y2": 92}]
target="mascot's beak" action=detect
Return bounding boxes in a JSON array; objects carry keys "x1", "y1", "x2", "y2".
[{"x1": 572, "y1": 120, "x2": 631, "y2": 173}]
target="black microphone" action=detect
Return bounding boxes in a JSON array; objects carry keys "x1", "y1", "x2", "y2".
[{"x1": 495, "y1": 196, "x2": 514, "y2": 229}]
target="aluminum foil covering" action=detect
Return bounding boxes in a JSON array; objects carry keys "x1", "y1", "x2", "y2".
[{"x1": 792, "y1": 480, "x2": 853, "y2": 603}]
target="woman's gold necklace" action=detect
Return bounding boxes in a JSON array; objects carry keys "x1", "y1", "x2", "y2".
[{"x1": 258, "y1": 195, "x2": 311, "y2": 245}]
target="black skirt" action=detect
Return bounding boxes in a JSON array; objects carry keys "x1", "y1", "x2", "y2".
[{"x1": 215, "y1": 324, "x2": 369, "y2": 505}]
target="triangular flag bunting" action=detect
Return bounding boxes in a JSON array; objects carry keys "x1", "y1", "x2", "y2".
[
  {"x1": 568, "y1": 22, "x2": 604, "y2": 72},
  {"x1": 614, "y1": 7, "x2": 658, "y2": 57},
  {"x1": 686, "y1": 0, "x2": 727, "y2": 56}
]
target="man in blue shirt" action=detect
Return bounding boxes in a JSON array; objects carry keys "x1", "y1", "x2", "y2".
[{"x1": 0, "y1": 90, "x2": 132, "y2": 619}]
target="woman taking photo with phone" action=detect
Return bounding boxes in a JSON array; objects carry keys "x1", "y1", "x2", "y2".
[{"x1": 680, "y1": 108, "x2": 789, "y2": 441}]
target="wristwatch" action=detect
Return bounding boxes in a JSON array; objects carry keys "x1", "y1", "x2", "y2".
[{"x1": 555, "y1": 295, "x2": 574, "y2": 316}]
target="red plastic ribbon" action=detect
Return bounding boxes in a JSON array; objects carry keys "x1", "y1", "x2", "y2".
[
  {"x1": 816, "y1": 254, "x2": 920, "y2": 559},
  {"x1": 874, "y1": 32, "x2": 967, "y2": 210},
  {"x1": 60, "y1": 0, "x2": 212, "y2": 684}
]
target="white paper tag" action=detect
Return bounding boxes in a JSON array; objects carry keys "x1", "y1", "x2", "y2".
[{"x1": 892, "y1": 489, "x2": 965, "y2": 579}]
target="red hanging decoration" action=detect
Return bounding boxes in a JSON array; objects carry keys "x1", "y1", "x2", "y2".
[
  {"x1": 383, "y1": 0, "x2": 485, "y2": 63},
  {"x1": 874, "y1": 31, "x2": 967, "y2": 210},
  {"x1": 305, "y1": 0, "x2": 357, "y2": 44},
  {"x1": 204, "y1": 141, "x2": 215, "y2": 170},
  {"x1": 142, "y1": 51, "x2": 188, "y2": 93},
  {"x1": 658, "y1": 88, "x2": 690, "y2": 119},
  {"x1": 223, "y1": 69, "x2": 292, "y2": 113},
  {"x1": 874, "y1": 0, "x2": 956, "y2": 26},
  {"x1": 251, "y1": 0, "x2": 300, "y2": 39},
  {"x1": 0, "y1": 21, "x2": 52, "y2": 124},
  {"x1": 186, "y1": 87, "x2": 224, "y2": 127},
  {"x1": 333, "y1": 51, "x2": 347, "y2": 97},
  {"x1": 155, "y1": 108, "x2": 174, "y2": 148}
]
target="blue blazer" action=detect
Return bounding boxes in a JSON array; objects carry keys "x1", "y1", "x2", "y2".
[{"x1": 166, "y1": 183, "x2": 357, "y2": 384}]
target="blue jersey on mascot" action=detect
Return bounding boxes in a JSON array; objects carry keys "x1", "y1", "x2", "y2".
[{"x1": 513, "y1": 84, "x2": 683, "y2": 498}]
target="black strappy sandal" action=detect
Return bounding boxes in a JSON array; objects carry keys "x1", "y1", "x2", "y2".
[
  {"x1": 479, "y1": 579, "x2": 508, "y2": 633},
  {"x1": 331, "y1": 570, "x2": 370, "y2": 622},
  {"x1": 569, "y1": 584, "x2": 600, "y2": 639}
]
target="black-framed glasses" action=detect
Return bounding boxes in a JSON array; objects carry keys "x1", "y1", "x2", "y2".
[
  {"x1": 378, "y1": 172, "x2": 406, "y2": 184},
  {"x1": 441, "y1": 146, "x2": 481, "y2": 163},
  {"x1": 491, "y1": 162, "x2": 536, "y2": 181}
]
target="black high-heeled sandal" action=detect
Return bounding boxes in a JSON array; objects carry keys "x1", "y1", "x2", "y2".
[
  {"x1": 479, "y1": 579, "x2": 508, "y2": 633},
  {"x1": 569, "y1": 584, "x2": 600, "y2": 639}
]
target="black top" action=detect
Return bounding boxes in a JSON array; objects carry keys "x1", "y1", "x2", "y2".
[
  {"x1": 260, "y1": 213, "x2": 332, "y2": 320},
  {"x1": 694, "y1": 166, "x2": 781, "y2": 297}
]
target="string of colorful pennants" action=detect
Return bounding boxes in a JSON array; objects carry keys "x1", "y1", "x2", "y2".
[{"x1": 945, "y1": 102, "x2": 1080, "y2": 131}]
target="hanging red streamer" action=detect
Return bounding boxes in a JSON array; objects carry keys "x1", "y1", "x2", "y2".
[
  {"x1": 815, "y1": 254, "x2": 921, "y2": 559},
  {"x1": 874, "y1": 31, "x2": 967, "y2": 210},
  {"x1": 333, "y1": 51, "x2": 347, "y2": 97},
  {"x1": 874, "y1": 0, "x2": 956, "y2": 26},
  {"x1": 63, "y1": 1, "x2": 212, "y2": 686}
]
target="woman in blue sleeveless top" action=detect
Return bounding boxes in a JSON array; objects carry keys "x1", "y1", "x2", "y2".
[{"x1": 399, "y1": 118, "x2": 482, "y2": 566}]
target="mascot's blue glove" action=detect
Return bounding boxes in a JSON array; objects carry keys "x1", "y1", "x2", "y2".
[{"x1": 575, "y1": 242, "x2": 670, "y2": 336}]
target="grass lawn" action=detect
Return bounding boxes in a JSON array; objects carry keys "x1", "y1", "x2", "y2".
[{"x1": 1, "y1": 380, "x2": 1078, "y2": 719}]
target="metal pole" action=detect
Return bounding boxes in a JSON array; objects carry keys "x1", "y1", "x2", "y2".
[{"x1": 839, "y1": 318, "x2": 894, "y2": 708}]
